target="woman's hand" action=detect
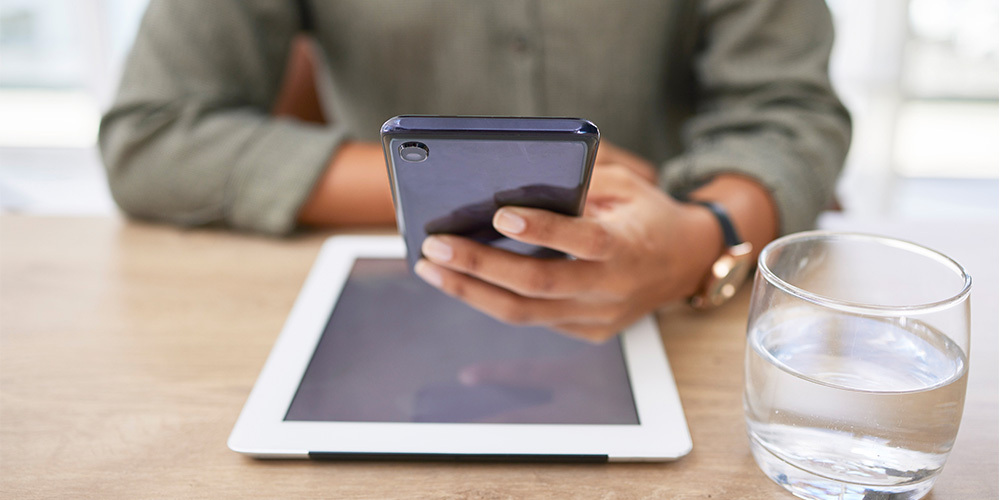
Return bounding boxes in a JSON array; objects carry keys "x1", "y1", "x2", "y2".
[
  {"x1": 593, "y1": 141, "x2": 658, "y2": 184},
  {"x1": 413, "y1": 165, "x2": 723, "y2": 343}
]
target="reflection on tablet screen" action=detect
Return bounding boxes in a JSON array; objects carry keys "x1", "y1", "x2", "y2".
[{"x1": 284, "y1": 259, "x2": 638, "y2": 425}]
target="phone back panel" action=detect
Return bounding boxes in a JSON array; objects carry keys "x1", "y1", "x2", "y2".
[{"x1": 381, "y1": 116, "x2": 599, "y2": 270}]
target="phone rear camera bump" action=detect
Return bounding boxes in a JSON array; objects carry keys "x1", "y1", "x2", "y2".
[{"x1": 399, "y1": 142, "x2": 429, "y2": 162}]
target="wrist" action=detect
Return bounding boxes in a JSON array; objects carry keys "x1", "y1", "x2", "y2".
[
  {"x1": 685, "y1": 174, "x2": 778, "y2": 259},
  {"x1": 675, "y1": 201, "x2": 726, "y2": 298},
  {"x1": 679, "y1": 197, "x2": 756, "y2": 309}
]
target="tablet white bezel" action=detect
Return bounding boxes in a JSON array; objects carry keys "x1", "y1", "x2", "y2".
[{"x1": 228, "y1": 235, "x2": 691, "y2": 461}]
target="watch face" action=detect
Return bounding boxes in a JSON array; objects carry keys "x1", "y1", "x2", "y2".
[
  {"x1": 701, "y1": 242, "x2": 754, "y2": 308},
  {"x1": 712, "y1": 257, "x2": 751, "y2": 301}
]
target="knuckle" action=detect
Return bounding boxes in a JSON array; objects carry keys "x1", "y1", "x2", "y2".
[
  {"x1": 446, "y1": 278, "x2": 467, "y2": 298},
  {"x1": 524, "y1": 264, "x2": 557, "y2": 295},
  {"x1": 463, "y1": 249, "x2": 482, "y2": 273},
  {"x1": 524, "y1": 211, "x2": 553, "y2": 235},
  {"x1": 435, "y1": 271, "x2": 465, "y2": 298},
  {"x1": 577, "y1": 267, "x2": 622, "y2": 301},
  {"x1": 587, "y1": 226, "x2": 614, "y2": 259},
  {"x1": 495, "y1": 298, "x2": 530, "y2": 325}
]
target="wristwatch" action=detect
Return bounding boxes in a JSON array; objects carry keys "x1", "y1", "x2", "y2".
[{"x1": 688, "y1": 201, "x2": 754, "y2": 310}]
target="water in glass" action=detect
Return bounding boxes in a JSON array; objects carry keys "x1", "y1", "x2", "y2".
[{"x1": 745, "y1": 309, "x2": 967, "y2": 500}]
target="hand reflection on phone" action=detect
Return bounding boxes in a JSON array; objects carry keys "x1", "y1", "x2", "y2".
[
  {"x1": 423, "y1": 184, "x2": 582, "y2": 242},
  {"x1": 423, "y1": 184, "x2": 583, "y2": 260},
  {"x1": 422, "y1": 345, "x2": 638, "y2": 425}
]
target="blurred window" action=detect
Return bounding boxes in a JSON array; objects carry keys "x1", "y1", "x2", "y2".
[
  {"x1": 896, "y1": 0, "x2": 998, "y2": 178},
  {"x1": 0, "y1": 0, "x2": 148, "y2": 148}
]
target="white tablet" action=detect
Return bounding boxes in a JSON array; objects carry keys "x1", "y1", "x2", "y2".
[{"x1": 228, "y1": 235, "x2": 691, "y2": 461}]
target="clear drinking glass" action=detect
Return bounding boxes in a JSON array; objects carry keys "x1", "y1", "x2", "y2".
[{"x1": 744, "y1": 231, "x2": 972, "y2": 500}]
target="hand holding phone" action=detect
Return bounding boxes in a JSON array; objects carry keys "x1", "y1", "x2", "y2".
[
  {"x1": 409, "y1": 163, "x2": 736, "y2": 343},
  {"x1": 383, "y1": 116, "x2": 754, "y2": 344},
  {"x1": 381, "y1": 116, "x2": 599, "y2": 269}
]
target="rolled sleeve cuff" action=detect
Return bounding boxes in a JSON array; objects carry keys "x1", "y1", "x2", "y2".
[
  {"x1": 659, "y1": 133, "x2": 828, "y2": 235},
  {"x1": 225, "y1": 121, "x2": 347, "y2": 235}
]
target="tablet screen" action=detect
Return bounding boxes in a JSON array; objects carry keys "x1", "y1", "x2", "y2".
[{"x1": 285, "y1": 258, "x2": 638, "y2": 425}]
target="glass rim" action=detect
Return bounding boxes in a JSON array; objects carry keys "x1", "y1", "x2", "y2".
[{"x1": 757, "y1": 230, "x2": 973, "y2": 316}]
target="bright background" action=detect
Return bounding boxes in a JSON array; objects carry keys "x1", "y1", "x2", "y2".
[{"x1": 0, "y1": 0, "x2": 997, "y2": 221}]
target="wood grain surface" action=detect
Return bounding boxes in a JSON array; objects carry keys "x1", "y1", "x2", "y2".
[{"x1": 1, "y1": 215, "x2": 996, "y2": 499}]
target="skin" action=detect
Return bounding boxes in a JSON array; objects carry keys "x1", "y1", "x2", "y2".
[
  {"x1": 279, "y1": 37, "x2": 398, "y2": 228},
  {"x1": 414, "y1": 160, "x2": 777, "y2": 343},
  {"x1": 297, "y1": 138, "x2": 778, "y2": 343},
  {"x1": 297, "y1": 142, "x2": 396, "y2": 227},
  {"x1": 284, "y1": 38, "x2": 779, "y2": 342},
  {"x1": 296, "y1": 141, "x2": 660, "y2": 228}
]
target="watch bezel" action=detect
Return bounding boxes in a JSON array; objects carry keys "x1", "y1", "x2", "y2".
[{"x1": 690, "y1": 241, "x2": 754, "y2": 310}]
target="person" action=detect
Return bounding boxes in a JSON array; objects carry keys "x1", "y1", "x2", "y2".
[{"x1": 99, "y1": 0, "x2": 851, "y2": 342}]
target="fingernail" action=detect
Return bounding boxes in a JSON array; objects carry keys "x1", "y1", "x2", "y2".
[
  {"x1": 421, "y1": 237, "x2": 453, "y2": 262},
  {"x1": 494, "y1": 209, "x2": 527, "y2": 234},
  {"x1": 414, "y1": 260, "x2": 443, "y2": 287}
]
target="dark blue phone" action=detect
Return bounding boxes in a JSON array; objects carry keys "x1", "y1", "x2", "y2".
[{"x1": 381, "y1": 116, "x2": 599, "y2": 270}]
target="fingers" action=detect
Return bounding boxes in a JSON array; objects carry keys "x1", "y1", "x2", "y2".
[
  {"x1": 550, "y1": 322, "x2": 627, "y2": 344},
  {"x1": 588, "y1": 163, "x2": 653, "y2": 197},
  {"x1": 594, "y1": 142, "x2": 658, "y2": 185},
  {"x1": 595, "y1": 156, "x2": 657, "y2": 185},
  {"x1": 420, "y1": 235, "x2": 606, "y2": 299},
  {"x1": 413, "y1": 259, "x2": 619, "y2": 327},
  {"x1": 409, "y1": 163, "x2": 660, "y2": 343},
  {"x1": 491, "y1": 208, "x2": 616, "y2": 261}
]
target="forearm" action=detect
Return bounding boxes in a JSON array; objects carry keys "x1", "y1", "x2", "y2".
[
  {"x1": 100, "y1": 103, "x2": 343, "y2": 234},
  {"x1": 296, "y1": 141, "x2": 397, "y2": 227},
  {"x1": 100, "y1": 0, "x2": 344, "y2": 235},
  {"x1": 662, "y1": 0, "x2": 850, "y2": 235}
]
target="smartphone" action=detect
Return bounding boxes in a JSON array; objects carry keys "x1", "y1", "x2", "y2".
[{"x1": 381, "y1": 116, "x2": 599, "y2": 270}]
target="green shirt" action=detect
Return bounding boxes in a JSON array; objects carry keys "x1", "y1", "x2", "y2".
[{"x1": 100, "y1": 0, "x2": 850, "y2": 235}]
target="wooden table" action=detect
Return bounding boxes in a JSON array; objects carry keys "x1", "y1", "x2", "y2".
[{"x1": 2, "y1": 215, "x2": 996, "y2": 499}]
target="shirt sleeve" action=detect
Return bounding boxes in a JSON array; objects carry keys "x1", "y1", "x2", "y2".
[
  {"x1": 659, "y1": 0, "x2": 852, "y2": 235},
  {"x1": 98, "y1": 0, "x2": 345, "y2": 235}
]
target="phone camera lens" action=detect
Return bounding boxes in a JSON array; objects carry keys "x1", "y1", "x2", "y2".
[{"x1": 399, "y1": 142, "x2": 429, "y2": 162}]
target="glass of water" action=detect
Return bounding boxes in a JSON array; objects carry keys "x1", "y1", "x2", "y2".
[{"x1": 744, "y1": 231, "x2": 972, "y2": 500}]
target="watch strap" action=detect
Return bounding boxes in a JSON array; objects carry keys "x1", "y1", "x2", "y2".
[{"x1": 690, "y1": 201, "x2": 743, "y2": 248}]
